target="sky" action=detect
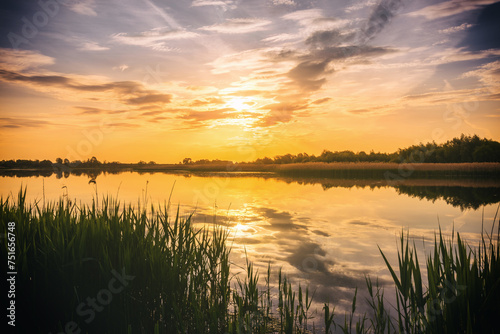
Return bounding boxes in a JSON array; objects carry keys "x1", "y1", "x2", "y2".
[{"x1": 0, "y1": 0, "x2": 499, "y2": 163}]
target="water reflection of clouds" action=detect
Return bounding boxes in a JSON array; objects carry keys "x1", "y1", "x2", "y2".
[
  {"x1": 4, "y1": 173, "x2": 496, "y2": 316},
  {"x1": 197, "y1": 203, "x2": 387, "y2": 313}
]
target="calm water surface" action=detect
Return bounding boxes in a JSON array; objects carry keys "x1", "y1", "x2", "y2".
[{"x1": 2, "y1": 172, "x2": 498, "y2": 315}]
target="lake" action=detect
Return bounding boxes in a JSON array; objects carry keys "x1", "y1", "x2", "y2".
[{"x1": 2, "y1": 171, "x2": 499, "y2": 316}]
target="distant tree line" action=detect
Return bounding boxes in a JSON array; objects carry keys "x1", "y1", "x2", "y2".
[
  {"x1": 0, "y1": 156, "x2": 133, "y2": 170},
  {"x1": 254, "y1": 150, "x2": 394, "y2": 164},
  {"x1": 182, "y1": 158, "x2": 233, "y2": 165},
  {"x1": 1, "y1": 135, "x2": 499, "y2": 169},
  {"x1": 252, "y1": 135, "x2": 500, "y2": 164},
  {"x1": 0, "y1": 159, "x2": 53, "y2": 169},
  {"x1": 396, "y1": 135, "x2": 500, "y2": 163}
]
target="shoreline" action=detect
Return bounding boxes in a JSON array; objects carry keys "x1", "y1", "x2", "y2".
[{"x1": 2, "y1": 162, "x2": 499, "y2": 179}]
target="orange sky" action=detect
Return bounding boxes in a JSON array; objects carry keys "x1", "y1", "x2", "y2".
[{"x1": 1, "y1": 0, "x2": 499, "y2": 163}]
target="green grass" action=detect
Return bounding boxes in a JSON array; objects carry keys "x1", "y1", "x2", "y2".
[
  {"x1": 1, "y1": 188, "x2": 499, "y2": 333},
  {"x1": 377, "y1": 222, "x2": 500, "y2": 334},
  {"x1": 340, "y1": 212, "x2": 500, "y2": 334},
  {"x1": 2, "y1": 188, "x2": 233, "y2": 333}
]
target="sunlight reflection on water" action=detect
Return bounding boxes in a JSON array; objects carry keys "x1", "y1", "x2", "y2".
[{"x1": 1, "y1": 171, "x2": 498, "y2": 317}]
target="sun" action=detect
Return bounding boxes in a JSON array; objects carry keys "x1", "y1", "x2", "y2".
[{"x1": 227, "y1": 97, "x2": 252, "y2": 112}]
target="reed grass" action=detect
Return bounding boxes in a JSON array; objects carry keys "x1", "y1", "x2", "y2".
[
  {"x1": 341, "y1": 210, "x2": 500, "y2": 333},
  {"x1": 2, "y1": 188, "x2": 233, "y2": 333},
  {"x1": 375, "y1": 220, "x2": 500, "y2": 334},
  {"x1": 0, "y1": 188, "x2": 318, "y2": 333},
  {"x1": 1, "y1": 188, "x2": 498, "y2": 333}
]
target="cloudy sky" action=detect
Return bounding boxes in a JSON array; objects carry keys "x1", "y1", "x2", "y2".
[{"x1": 0, "y1": 0, "x2": 499, "y2": 162}]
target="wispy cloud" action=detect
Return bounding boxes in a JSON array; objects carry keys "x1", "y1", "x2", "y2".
[
  {"x1": 126, "y1": 93, "x2": 173, "y2": 105},
  {"x1": 408, "y1": 0, "x2": 497, "y2": 19},
  {"x1": 208, "y1": 48, "x2": 282, "y2": 74},
  {"x1": 402, "y1": 85, "x2": 499, "y2": 106},
  {"x1": 0, "y1": 48, "x2": 54, "y2": 71},
  {"x1": 461, "y1": 60, "x2": 500, "y2": 93},
  {"x1": 439, "y1": 23, "x2": 474, "y2": 34},
  {"x1": 359, "y1": 0, "x2": 405, "y2": 43},
  {"x1": 79, "y1": 41, "x2": 109, "y2": 51},
  {"x1": 311, "y1": 97, "x2": 331, "y2": 105},
  {"x1": 287, "y1": 60, "x2": 330, "y2": 92},
  {"x1": 262, "y1": 33, "x2": 301, "y2": 43},
  {"x1": 189, "y1": 97, "x2": 225, "y2": 107},
  {"x1": 285, "y1": 46, "x2": 396, "y2": 92},
  {"x1": 112, "y1": 64, "x2": 129, "y2": 72},
  {"x1": 112, "y1": 27, "x2": 198, "y2": 51},
  {"x1": 178, "y1": 107, "x2": 241, "y2": 128},
  {"x1": 69, "y1": 0, "x2": 97, "y2": 16},
  {"x1": 0, "y1": 68, "x2": 174, "y2": 107},
  {"x1": 200, "y1": 18, "x2": 272, "y2": 34},
  {"x1": 191, "y1": 0, "x2": 236, "y2": 10},
  {"x1": 282, "y1": 9, "x2": 324, "y2": 25},
  {"x1": 0, "y1": 0, "x2": 498, "y2": 159},
  {"x1": 257, "y1": 100, "x2": 309, "y2": 126},
  {"x1": 305, "y1": 29, "x2": 356, "y2": 48},
  {"x1": 74, "y1": 106, "x2": 105, "y2": 115},
  {"x1": 0, "y1": 117, "x2": 52, "y2": 129},
  {"x1": 272, "y1": 0, "x2": 296, "y2": 6},
  {"x1": 345, "y1": 0, "x2": 377, "y2": 13}
]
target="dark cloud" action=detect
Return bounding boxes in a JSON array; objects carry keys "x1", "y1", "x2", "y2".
[
  {"x1": 68, "y1": 81, "x2": 140, "y2": 94},
  {"x1": 149, "y1": 116, "x2": 168, "y2": 123},
  {"x1": 360, "y1": 0, "x2": 405, "y2": 43},
  {"x1": 403, "y1": 91, "x2": 446, "y2": 101},
  {"x1": 257, "y1": 100, "x2": 309, "y2": 126},
  {"x1": 0, "y1": 71, "x2": 142, "y2": 94},
  {"x1": 272, "y1": 0, "x2": 402, "y2": 98},
  {"x1": 257, "y1": 207, "x2": 308, "y2": 232},
  {"x1": 347, "y1": 108, "x2": 371, "y2": 114},
  {"x1": 265, "y1": 48, "x2": 300, "y2": 62},
  {"x1": 349, "y1": 220, "x2": 370, "y2": 226},
  {"x1": 285, "y1": 242, "x2": 334, "y2": 274},
  {"x1": 108, "y1": 122, "x2": 140, "y2": 128},
  {"x1": 259, "y1": 101, "x2": 309, "y2": 113},
  {"x1": 312, "y1": 229, "x2": 330, "y2": 237},
  {"x1": 0, "y1": 68, "x2": 173, "y2": 106},
  {"x1": 254, "y1": 5, "x2": 402, "y2": 126},
  {"x1": 126, "y1": 93, "x2": 172, "y2": 105},
  {"x1": 305, "y1": 29, "x2": 356, "y2": 48},
  {"x1": 287, "y1": 60, "x2": 330, "y2": 91},
  {"x1": 314, "y1": 45, "x2": 396, "y2": 62},
  {"x1": 311, "y1": 97, "x2": 331, "y2": 105},
  {"x1": 288, "y1": 60, "x2": 330, "y2": 78},
  {"x1": 226, "y1": 205, "x2": 380, "y2": 309},
  {"x1": 74, "y1": 106, "x2": 105, "y2": 115},
  {"x1": 177, "y1": 107, "x2": 238, "y2": 128},
  {"x1": 0, "y1": 116, "x2": 51, "y2": 128},
  {"x1": 487, "y1": 92, "x2": 500, "y2": 100},
  {"x1": 181, "y1": 107, "x2": 234, "y2": 120},
  {"x1": 280, "y1": 4, "x2": 398, "y2": 96},
  {"x1": 233, "y1": 235, "x2": 276, "y2": 245},
  {"x1": 189, "y1": 97, "x2": 225, "y2": 106},
  {"x1": 141, "y1": 110, "x2": 166, "y2": 116},
  {"x1": 0, "y1": 69, "x2": 70, "y2": 85}
]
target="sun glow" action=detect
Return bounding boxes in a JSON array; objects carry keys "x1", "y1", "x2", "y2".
[
  {"x1": 234, "y1": 223, "x2": 245, "y2": 232},
  {"x1": 226, "y1": 97, "x2": 253, "y2": 112}
]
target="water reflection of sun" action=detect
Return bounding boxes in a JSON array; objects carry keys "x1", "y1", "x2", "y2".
[{"x1": 233, "y1": 223, "x2": 254, "y2": 234}]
